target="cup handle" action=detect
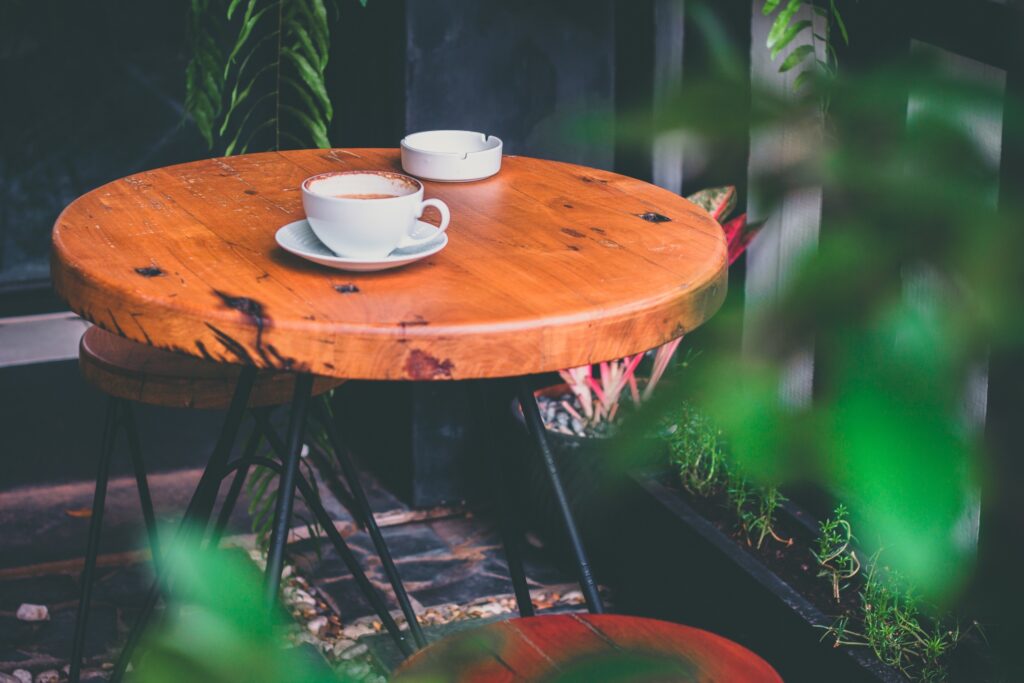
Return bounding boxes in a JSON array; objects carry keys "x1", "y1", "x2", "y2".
[{"x1": 397, "y1": 198, "x2": 450, "y2": 249}]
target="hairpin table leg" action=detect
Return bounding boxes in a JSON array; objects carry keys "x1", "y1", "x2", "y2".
[
  {"x1": 312, "y1": 398, "x2": 427, "y2": 649},
  {"x1": 110, "y1": 366, "x2": 258, "y2": 682},
  {"x1": 220, "y1": 454, "x2": 414, "y2": 657},
  {"x1": 69, "y1": 397, "x2": 119, "y2": 683},
  {"x1": 516, "y1": 379, "x2": 604, "y2": 614},
  {"x1": 263, "y1": 374, "x2": 315, "y2": 604},
  {"x1": 121, "y1": 402, "x2": 161, "y2": 573}
]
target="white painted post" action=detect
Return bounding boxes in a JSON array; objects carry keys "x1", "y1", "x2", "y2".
[{"x1": 743, "y1": 4, "x2": 825, "y2": 407}]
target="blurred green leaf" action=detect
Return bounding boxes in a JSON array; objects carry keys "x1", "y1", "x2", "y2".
[
  {"x1": 136, "y1": 527, "x2": 347, "y2": 683},
  {"x1": 779, "y1": 43, "x2": 815, "y2": 72},
  {"x1": 770, "y1": 18, "x2": 812, "y2": 59}
]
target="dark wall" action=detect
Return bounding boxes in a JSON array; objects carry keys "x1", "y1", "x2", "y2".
[
  {"x1": 2, "y1": 0, "x2": 618, "y2": 308},
  {"x1": 0, "y1": 1, "x2": 207, "y2": 297},
  {"x1": 404, "y1": 0, "x2": 616, "y2": 169},
  {"x1": 1, "y1": 0, "x2": 625, "y2": 494}
]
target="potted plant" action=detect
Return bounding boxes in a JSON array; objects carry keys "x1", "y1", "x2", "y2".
[{"x1": 512, "y1": 186, "x2": 754, "y2": 547}]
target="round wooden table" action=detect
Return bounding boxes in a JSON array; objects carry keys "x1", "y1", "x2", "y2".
[
  {"x1": 52, "y1": 148, "x2": 727, "y2": 668},
  {"x1": 52, "y1": 149, "x2": 726, "y2": 381}
]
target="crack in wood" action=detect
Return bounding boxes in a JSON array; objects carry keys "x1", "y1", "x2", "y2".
[
  {"x1": 128, "y1": 312, "x2": 153, "y2": 345},
  {"x1": 212, "y1": 291, "x2": 270, "y2": 365},
  {"x1": 195, "y1": 340, "x2": 216, "y2": 361},
  {"x1": 134, "y1": 266, "x2": 164, "y2": 277},
  {"x1": 266, "y1": 344, "x2": 302, "y2": 371},
  {"x1": 638, "y1": 212, "x2": 672, "y2": 223},
  {"x1": 334, "y1": 283, "x2": 360, "y2": 294},
  {"x1": 107, "y1": 309, "x2": 126, "y2": 337},
  {"x1": 399, "y1": 315, "x2": 429, "y2": 329},
  {"x1": 205, "y1": 323, "x2": 254, "y2": 365}
]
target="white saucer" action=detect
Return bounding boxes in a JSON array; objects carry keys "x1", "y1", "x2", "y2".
[{"x1": 275, "y1": 219, "x2": 448, "y2": 272}]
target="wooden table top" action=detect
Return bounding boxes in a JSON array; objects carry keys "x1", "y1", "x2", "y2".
[{"x1": 52, "y1": 149, "x2": 726, "y2": 380}]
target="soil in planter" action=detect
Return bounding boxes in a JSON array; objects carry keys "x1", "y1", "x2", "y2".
[
  {"x1": 657, "y1": 472, "x2": 992, "y2": 682},
  {"x1": 657, "y1": 472, "x2": 860, "y2": 617}
]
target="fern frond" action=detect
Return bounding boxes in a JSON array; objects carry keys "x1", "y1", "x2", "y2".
[
  {"x1": 769, "y1": 18, "x2": 811, "y2": 59},
  {"x1": 766, "y1": 0, "x2": 803, "y2": 49},
  {"x1": 779, "y1": 44, "x2": 815, "y2": 72},
  {"x1": 830, "y1": 0, "x2": 849, "y2": 45},
  {"x1": 186, "y1": 0, "x2": 361, "y2": 154},
  {"x1": 184, "y1": 0, "x2": 228, "y2": 147},
  {"x1": 762, "y1": 0, "x2": 848, "y2": 93}
]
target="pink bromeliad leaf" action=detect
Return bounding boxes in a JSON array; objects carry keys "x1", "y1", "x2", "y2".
[
  {"x1": 724, "y1": 213, "x2": 764, "y2": 265},
  {"x1": 548, "y1": 187, "x2": 766, "y2": 433},
  {"x1": 686, "y1": 186, "x2": 737, "y2": 222}
]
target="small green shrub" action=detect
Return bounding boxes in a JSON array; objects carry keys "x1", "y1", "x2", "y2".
[
  {"x1": 730, "y1": 481, "x2": 791, "y2": 549},
  {"x1": 823, "y1": 556, "x2": 972, "y2": 682},
  {"x1": 667, "y1": 402, "x2": 729, "y2": 497},
  {"x1": 665, "y1": 402, "x2": 789, "y2": 549},
  {"x1": 813, "y1": 504, "x2": 860, "y2": 602}
]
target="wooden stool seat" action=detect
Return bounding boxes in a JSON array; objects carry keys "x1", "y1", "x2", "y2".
[
  {"x1": 392, "y1": 614, "x2": 782, "y2": 682},
  {"x1": 79, "y1": 327, "x2": 342, "y2": 409}
]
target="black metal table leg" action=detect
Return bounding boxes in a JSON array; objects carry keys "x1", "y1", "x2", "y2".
[
  {"x1": 110, "y1": 366, "x2": 258, "y2": 682},
  {"x1": 69, "y1": 396, "x2": 119, "y2": 683},
  {"x1": 208, "y1": 424, "x2": 264, "y2": 547},
  {"x1": 220, "y1": 455, "x2": 414, "y2": 657},
  {"x1": 479, "y1": 380, "x2": 535, "y2": 617},
  {"x1": 516, "y1": 379, "x2": 605, "y2": 614},
  {"x1": 263, "y1": 373, "x2": 315, "y2": 604},
  {"x1": 312, "y1": 398, "x2": 428, "y2": 649},
  {"x1": 121, "y1": 402, "x2": 161, "y2": 573},
  {"x1": 253, "y1": 410, "x2": 421, "y2": 654}
]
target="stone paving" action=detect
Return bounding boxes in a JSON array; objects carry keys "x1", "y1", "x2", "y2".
[{"x1": 0, "y1": 459, "x2": 590, "y2": 681}]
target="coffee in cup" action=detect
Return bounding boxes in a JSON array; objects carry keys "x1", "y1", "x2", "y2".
[{"x1": 301, "y1": 171, "x2": 450, "y2": 259}]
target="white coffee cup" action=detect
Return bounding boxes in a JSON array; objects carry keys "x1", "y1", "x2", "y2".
[{"x1": 301, "y1": 171, "x2": 450, "y2": 259}]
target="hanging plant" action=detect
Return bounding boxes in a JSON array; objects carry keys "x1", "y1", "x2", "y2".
[
  {"x1": 184, "y1": 0, "x2": 369, "y2": 154},
  {"x1": 762, "y1": 0, "x2": 849, "y2": 89}
]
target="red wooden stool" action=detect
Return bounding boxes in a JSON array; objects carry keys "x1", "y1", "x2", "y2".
[
  {"x1": 79, "y1": 325, "x2": 343, "y2": 409},
  {"x1": 392, "y1": 613, "x2": 782, "y2": 682}
]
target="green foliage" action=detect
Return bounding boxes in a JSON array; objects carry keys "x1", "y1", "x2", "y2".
[
  {"x1": 136, "y1": 527, "x2": 348, "y2": 683},
  {"x1": 822, "y1": 557, "x2": 971, "y2": 682},
  {"x1": 667, "y1": 402, "x2": 729, "y2": 498},
  {"x1": 665, "y1": 402, "x2": 789, "y2": 549},
  {"x1": 185, "y1": 0, "x2": 368, "y2": 154},
  {"x1": 185, "y1": 0, "x2": 227, "y2": 148},
  {"x1": 614, "y1": 33, "x2": 1012, "y2": 600},
  {"x1": 813, "y1": 504, "x2": 860, "y2": 602},
  {"x1": 245, "y1": 436, "x2": 325, "y2": 553},
  {"x1": 729, "y1": 480, "x2": 790, "y2": 550},
  {"x1": 762, "y1": 0, "x2": 849, "y2": 86}
]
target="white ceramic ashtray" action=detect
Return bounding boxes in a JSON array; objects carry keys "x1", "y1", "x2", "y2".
[{"x1": 401, "y1": 130, "x2": 502, "y2": 182}]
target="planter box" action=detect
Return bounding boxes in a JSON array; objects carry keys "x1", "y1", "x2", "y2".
[{"x1": 598, "y1": 472, "x2": 906, "y2": 683}]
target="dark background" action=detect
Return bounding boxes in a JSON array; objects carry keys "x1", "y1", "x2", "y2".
[
  {"x1": 0, "y1": 0, "x2": 630, "y2": 312},
  {"x1": 0, "y1": 0, "x2": 619, "y2": 485}
]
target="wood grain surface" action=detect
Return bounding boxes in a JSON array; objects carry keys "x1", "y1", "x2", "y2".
[
  {"x1": 53, "y1": 149, "x2": 726, "y2": 380},
  {"x1": 391, "y1": 613, "x2": 783, "y2": 682},
  {"x1": 79, "y1": 327, "x2": 342, "y2": 409}
]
